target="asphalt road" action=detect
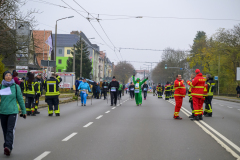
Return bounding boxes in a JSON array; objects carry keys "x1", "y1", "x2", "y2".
[{"x1": 0, "y1": 93, "x2": 239, "y2": 160}]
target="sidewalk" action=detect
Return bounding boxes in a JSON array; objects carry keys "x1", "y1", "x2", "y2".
[{"x1": 213, "y1": 96, "x2": 240, "y2": 103}]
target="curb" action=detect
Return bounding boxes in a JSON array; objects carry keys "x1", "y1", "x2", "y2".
[{"x1": 213, "y1": 97, "x2": 240, "y2": 103}]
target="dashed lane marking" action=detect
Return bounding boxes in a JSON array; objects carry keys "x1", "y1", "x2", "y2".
[
  {"x1": 83, "y1": 122, "x2": 93, "y2": 128},
  {"x1": 227, "y1": 106, "x2": 233, "y2": 109},
  {"x1": 96, "y1": 115, "x2": 103, "y2": 119},
  {"x1": 238, "y1": 109, "x2": 240, "y2": 111},
  {"x1": 105, "y1": 111, "x2": 110, "y2": 113},
  {"x1": 34, "y1": 151, "x2": 51, "y2": 160},
  {"x1": 62, "y1": 132, "x2": 78, "y2": 141},
  {"x1": 112, "y1": 107, "x2": 116, "y2": 109}
]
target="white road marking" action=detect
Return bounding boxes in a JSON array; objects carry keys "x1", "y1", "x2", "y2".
[
  {"x1": 34, "y1": 151, "x2": 51, "y2": 160},
  {"x1": 62, "y1": 132, "x2": 77, "y2": 141},
  {"x1": 238, "y1": 109, "x2": 240, "y2": 111},
  {"x1": 180, "y1": 109, "x2": 240, "y2": 159},
  {"x1": 83, "y1": 122, "x2": 93, "y2": 128},
  {"x1": 219, "y1": 104, "x2": 224, "y2": 106},
  {"x1": 96, "y1": 115, "x2": 103, "y2": 119},
  {"x1": 227, "y1": 106, "x2": 233, "y2": 109},
  {"x1": 105, "y1": 111, "x2": 110, "y2": 113},
  {"x1": 112, "y1": 107, "x2": 116, "y2": 109}
]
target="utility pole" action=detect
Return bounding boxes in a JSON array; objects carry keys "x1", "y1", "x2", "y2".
[
  {"x1": 73, "y1": 46, "x2": 75, "y2": 73},
  {"x1": 42, "y1": 30, "x2": 45, "y2": 74},
  {"x1": 80, "y1": 36, "x2": 83, "y2": 78},
  {"x1": 218, "y1": 55, "x2": 220, "y2": 96}
]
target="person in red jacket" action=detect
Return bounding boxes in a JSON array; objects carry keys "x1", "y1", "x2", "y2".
[
  {"x1": 187, "y1": 69, "x2": 205, "y2": 121},
  {"x1": 173, "y1": 74, "x2": 186, "y2": 120}
]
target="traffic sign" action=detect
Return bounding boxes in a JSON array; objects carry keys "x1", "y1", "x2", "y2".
[
  {"x1": 214, "y1": 76, "x2": 218, "y2": 80},
  {"x1": 237, "y1": 67, "x2": 240, "y2": 81},
  {"x1": 41, "y1": 60, "x2": 56, "y2": 67}
]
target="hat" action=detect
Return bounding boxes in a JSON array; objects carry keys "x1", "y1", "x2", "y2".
[
  {"x1": 195, "y1": 69, "x2": 200, "y2": 73},
  {"x1": 3, "y1": 71, "x2": 11, "y2": 80},
  {"x1": 113, "y1": 76, "x2": 116, "y2": 79},
  {"x1": 136, "y1": 78, "x2": 140, "y2": 81}
]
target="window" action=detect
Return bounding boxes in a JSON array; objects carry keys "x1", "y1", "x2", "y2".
[
  {"x1": 67, "y1": 50, "x2": 70, "y2": 54},
  {"x1": 58, "y1": 49, "x2": 62, "y2": 54},
  {"x1": 58, "y1": 59, "x2": 62, "y2": 64},
  {"x1": 58, "y1": 69, "x2": 61, "y2": 72}
]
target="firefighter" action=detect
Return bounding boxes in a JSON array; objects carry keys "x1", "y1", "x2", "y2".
[
  {"x1": 34, "y1": 73, "x2": 44, "y2": 114},
  {"x1": 173, "y1": 74, "x2": 186, "y2": 120},
  {"x1": 44, "y1": 73, "x2": 62, "y2": 116},
  {"x1": 152, "y1": 83, "x2": 157, "y2": 96},
  {"x1": 187, "y1": 69, "x2": 205, "y2": 121},
  {"x1": 170, "y1": 82, "x2": 174, "y2": 99},
  {"x1": 204, "y1": 74, "x2": 215, "y2": 117},
  {"x1": 132, "y1": 75, "x2": 148, "y2": 106},
  {"x1": 108, "y1": 76, "x2": 119, "y2": 106},
  {"x1": 164, "y1": 82, "x2": 171, "y2": 100},
  {"x1": 188, "y1": 73, "x2": 196, "y2": 118},
  {"x1": 23, "y1": 73, "x2": 39, "y2": 116},
  {"x1": 156, "y1": 83, "x2": 162, "y2": 98},
  {"x1": 102, "y1": 80, "x2": 108, "y2": 100}
]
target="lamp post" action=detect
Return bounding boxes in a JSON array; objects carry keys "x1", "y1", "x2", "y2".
[{"x1": 54, "y1": 16, "x2": 74, "y2": 73}]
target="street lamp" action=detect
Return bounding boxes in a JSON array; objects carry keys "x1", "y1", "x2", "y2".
[{"x1": 54, "y1": 16, "x2": 74, "y2": 73}]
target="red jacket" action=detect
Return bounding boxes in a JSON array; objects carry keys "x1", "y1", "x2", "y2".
[
  {"x1": 174, "y1": 79, "x2": 186, "y2": 97},
  {"x1": 187, "y1": 73, "x2": 205, "y2": 98}
]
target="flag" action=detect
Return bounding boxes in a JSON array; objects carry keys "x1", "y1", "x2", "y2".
[{"x1": 45, "y1": 35, "x2": 53, "y2": 56}]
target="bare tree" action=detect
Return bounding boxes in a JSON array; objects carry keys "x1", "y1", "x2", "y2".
[{"x1": 113, "y1": 61, "x2": 135, "y2": 84}]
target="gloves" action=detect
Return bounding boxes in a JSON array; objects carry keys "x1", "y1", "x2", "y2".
[{"x1": 146, "y1": 77, "x2": 148, "y2": 79}]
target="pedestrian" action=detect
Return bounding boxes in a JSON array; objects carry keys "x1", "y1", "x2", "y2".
[
  {"x1": 164, "y1": 82, "x2": 171, "y2": 100},
  {"x1": 44, "y1": 73, "x2": 62, "y2": 116},
  {"x1": 12, "y1": 70, "x2": 23, "y2": 85},
  {"x1": 34, "y1": 73, "x2": 44, "y2": 114},
  {"x1": 187, "y1": 69, "x2": 205, "y2": 121},
  {"x1": 122, "y1": 84, "x2": 125, "y2": 96},
  {"x1": 170, "y1": 82, "x2": 174, "y2": 99},
  {"x1": 156, "y1": 83, "x2": 162, "y2": 98},
  {"x1": 75, "y1": 77, "x2": 80, "y2": 96},
  {"x1": 142, "y1": 81, "x2": 148, "y2": 100},
  {"x1": 92, "y1": 82, "x2": 96, "y2": 98},
  {"x1": 0, "y1": 71, "x2": 26, "y2": 156},
  {"x1": 173, "y1": 74, "x2": 186, "y2": 120},
  {"x1": 188, "y1": 73, "x2": 196, "y2": 118},
  {"x1": 108, "y1": 76, "x2": 119, "y2": 106},
  {"x1": 118, "y1": 82, "x2": 123, "y2": 100},
  {"x1": 23, "y1": 72, "x2": 39, "y2": 116},
  {"x1": 204, "y1": 74, "x2": 215, "y2": 117},
  {"x1": 78, "y1": 78, "x2": 91, "y2": 106},
  {"x1": 95, "y1": 83, "x2": 100, "y2": 99},
  {"x1": 152, "y1": 83, "x2": 156, "y2": 96},
  {"x1": 132, "y1": 75, "x2": 148, "y2": 106},
  {"x1": 129, "y1": 82, "x2": 135, "y2": 99},
  {"x1": 102, "y1": 80, "x2": 108, "y2": 100},
  {"x1": 236, "y1": 84, "x2": 240, "y2": 98}
]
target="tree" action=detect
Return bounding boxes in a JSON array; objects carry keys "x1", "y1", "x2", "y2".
[
  {"x1": 113, "y1": 61, "x2": 135, "y2": 84},
  {"x1": 66, "y1": 39, "x2": 92, "y2": 79},
  {"x1": 0, "y1": 56, "x2": 7, "y2": 82}
]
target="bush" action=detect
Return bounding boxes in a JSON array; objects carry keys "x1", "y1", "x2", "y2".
[
  {"x1": 59, "y1": 88, "x2": 73, "y2": 93},
  {"x1": 0, "y1": 56, "x2": 7, "y2": 82}
]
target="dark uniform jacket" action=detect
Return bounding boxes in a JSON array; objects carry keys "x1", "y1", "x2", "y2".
[
  {"x1": 102, "y1": 82, "x2": 109, "y2": 91},
  {"x1": 44, "y1": 76, "x2": 62, "y2": 99},
  {"x1": 142, "y1": 84, "x2": 148, "y2": 92}
]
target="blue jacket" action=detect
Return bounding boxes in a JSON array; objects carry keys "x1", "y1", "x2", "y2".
[
  {"x1": 78, "y1": 82, "x2": 91, "y2": 92},
  {"x1": 95, "y1": 85, "x2": 100, "y2": 93},
  {"x1": 75, "y1": 80, "x2": 80, "y2": 90}
]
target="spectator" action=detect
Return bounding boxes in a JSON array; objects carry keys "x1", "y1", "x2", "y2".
[
  {"x1": 236, "y1": 84, "x2": 240, "y2": 98},
  {"x1": 0, "y1": 71, "x2": 26, "y2": 156},
  {"x1": 95, "y1": 84, "x2": 101, "y2": 99},
  {"x1": 75, "y1": 78, "x2": 80, "y2": 96},
  {"x1": 12, "y1": 70, "x2": 23, "y2": 85}
]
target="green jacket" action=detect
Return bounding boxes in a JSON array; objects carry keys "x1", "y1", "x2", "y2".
[
  {"x1": 118, "y1": 84, "x2": 123, "y2": 91},
  {"x1": 0, "y1": 83, "x2": 26, "y2": 115},
  {"x1": 132, "y1": 76, "x2": 147, "y2": 94}
]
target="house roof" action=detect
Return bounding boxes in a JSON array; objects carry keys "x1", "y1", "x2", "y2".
[
  {"x1": 52, "y1": 34, "x2": 79, "y2": 47},
  {"x1": 32, "y1": 30, "x2": 52, "y2": 54}
]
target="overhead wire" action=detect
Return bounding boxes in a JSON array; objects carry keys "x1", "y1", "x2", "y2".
[{"x1": 73, "y1": 0, "x2": 123, "y2": 60}]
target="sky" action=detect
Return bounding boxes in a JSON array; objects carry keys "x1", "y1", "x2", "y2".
[{"x1": 22, "y1": 0, "x2": 240, "y2": 70}]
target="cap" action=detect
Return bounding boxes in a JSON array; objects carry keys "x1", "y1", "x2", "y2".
[
  {"x1": 113, "y1": 76, "x2": 116, "y2": 79},
  {"x1": 195, "y1": 69, "x2": 200, "y2": 73}
]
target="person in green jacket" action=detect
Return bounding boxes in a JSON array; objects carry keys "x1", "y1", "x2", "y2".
[
  {"x1": 0, "y1": 71, "x2": 26, "y2": 156},
  {"x1": 118, "y1": 82, "x2": 123, "y2": 100},
  {"x1": 132, "y1": 75, "x2": 148, "y2": 106}
]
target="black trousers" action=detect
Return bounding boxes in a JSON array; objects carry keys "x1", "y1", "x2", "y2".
[
  {"x1": 0, "y1": 114, "x2": 18, "y2": 150},
  {"x1": 102, "y1": 90, "x2": 107, "y2": 99},
  {"x1": 205, "y1": 96, "x2": 213, "y2": 114},
  {"x1": 130, "y1": 91, "x2": 134, "y2": 99},
  {"x1": 35, "y1": 94, "x2": 40, "y2": 109},
  {"x1": 25, "y1": 96, "x2": 35, "y2": 113},
  {"x1": 111, "y1": 92, "x2": 118, "y2": 105},
  {"x1": 46, "y1": 98, "x2": 59, "y2": 114},
  {"x1": 118, "y1": 90, "x2": 122, "y2": 99},
  {"x1": 143, "y1": 91, "x2": 147, "y2": 98},
  {"x1": 75, "y1": 90, "x2": 79, "y2": 96}
]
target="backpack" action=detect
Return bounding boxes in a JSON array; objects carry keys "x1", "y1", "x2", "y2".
[{"x1": 0, "y1": 84, "x2": 17, "y2": 99}]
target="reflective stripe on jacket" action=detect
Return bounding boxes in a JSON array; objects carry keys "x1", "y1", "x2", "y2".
[
  {"x1": 187, "y1": 73, "x2": 205, "y2": 98},
  {"x1": 174, "y1": 79, "x2": 186, "y2": 97}
]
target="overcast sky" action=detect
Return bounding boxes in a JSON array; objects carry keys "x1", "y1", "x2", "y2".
[{"x1": 22, "y1": 0, "x2": 240, "y2": 70}]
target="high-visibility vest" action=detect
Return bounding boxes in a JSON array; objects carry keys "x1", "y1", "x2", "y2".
[
  {"x1": 207, "y1": 82, "x2": 215, "y2": 96},
  {"x1": 45, "y1": 76, "x2": 62, "y2": 97}
]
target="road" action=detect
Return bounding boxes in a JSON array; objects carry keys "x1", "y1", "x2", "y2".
[{"x1": 0, "y1": 93, "x2": 239, "y2": 160}]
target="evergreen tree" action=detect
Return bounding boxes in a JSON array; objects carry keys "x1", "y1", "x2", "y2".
[{"x1": 66, "y1": 39, "x2": 92, "y2": 79}]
